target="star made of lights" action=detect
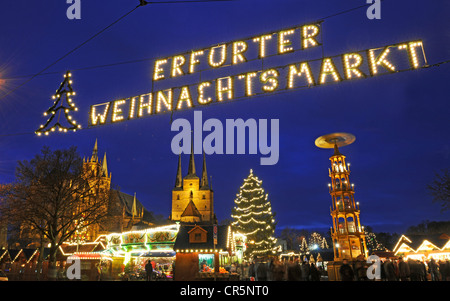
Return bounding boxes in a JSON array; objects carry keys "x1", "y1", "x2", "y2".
[{"x1": 35, "y1": 71, "x2": 81, "y2": 136}]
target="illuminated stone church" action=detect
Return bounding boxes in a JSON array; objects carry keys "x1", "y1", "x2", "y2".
[
  {"x1": 170, "y1": 146, "x2": 217, "y2": 225},
  {"x1": 82, "y1": 140, "x2": 155, "y2": 241}
]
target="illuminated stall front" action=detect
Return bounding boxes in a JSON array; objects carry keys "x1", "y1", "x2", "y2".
[
  {"x1": 104, "y1": 223, "x2": 180, "y2": 279},
  {"x1": 393, "y1": 233, "x2": 450, "y2": 261},
  {"x1": 174, "y1": 224, "x2": 243, "y2": 281}
]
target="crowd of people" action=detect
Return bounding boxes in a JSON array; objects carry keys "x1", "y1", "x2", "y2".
[
  {"x1": 226, "y1": 257, "x2": 326, "y2": 281},
  {"x1": 225, "y1": 256, "x2": 450, "y2": 281},
  {"x1": 340, "y1": 256, "x2": 450, "y2": 281}
]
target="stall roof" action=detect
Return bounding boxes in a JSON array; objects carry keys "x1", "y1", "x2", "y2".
[
  {"x1": 59, "y1": 241, "x2": 106, "y2": 256},
  {"x1": 174, "y1": 224, "x2": 228, "y2": 252}
]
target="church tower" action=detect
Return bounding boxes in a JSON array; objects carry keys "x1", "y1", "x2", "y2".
[
  {"x1": 81, "y1": 139, "x2": 112, "y2": 240},
  {"x1": 328, "y1": 143, "x2": 367, "y2": 260},
  {"x1": 83, "y1": 139, "x2": 111, "y2": 186},
  {"x1": 171, "y1": 142, "x2": 215, "y2": 224}
]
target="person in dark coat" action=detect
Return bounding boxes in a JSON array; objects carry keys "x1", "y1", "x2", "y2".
[
  {"x1": 310, "y1": 262, "x2": 321, "y2": 281},
  {"x1": 408, "y1": 259, "x2": 420, "y2": 281},
  {"x1": 339, "y1": 259, "x2": 354, "y2": 281},
  {"x1": 287, "y1": 259, "x2": 302, "y2": 281},
  {"x1": 398, "y1": 257, "x2": 410, "y2": 281},
  {"x1": 441, "y1": 259, "x2": 450, "y2": 281},
  {"x1": 380, "y1": 260, "x2": 387, "y2": 281},
  {"x1": 428, "y1": 258, "x2": 440, "y2": 281},
  {"x1": 300, "y1": 261, "x2": 310, "y2": 281},
  {"x1": 256, "y1": 261, "x2": 268, "y2": 281},
  {"x1": 145, "y1": 260, "x2": 153, "y2": 281},
  {"x1": 272, "y1": 258, "x2": 286, "y2": 281},
  {"x1": 384, "y1": 259, "x2": 397, "y2": 281},
  {"x1": 248, "y1": 261, "x2": 256, "y2": 281},
  {"x1": 419, "y1": 260, "x2": 427, "y2": 281}
]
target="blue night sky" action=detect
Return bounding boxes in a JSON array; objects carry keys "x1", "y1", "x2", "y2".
[{"x1": 0, "y1": 0, "x2": 448, "y2": 235}]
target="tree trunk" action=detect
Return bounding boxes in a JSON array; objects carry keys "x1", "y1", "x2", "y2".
[
  {"x1": 47, "y1": 242, "x2": 58, "y2": 281},
  {"x1": 36, "y1": 243, "x2": 45, "y2": 280}
]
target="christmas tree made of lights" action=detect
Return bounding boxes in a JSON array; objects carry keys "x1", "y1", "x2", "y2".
[
  {"x1": 231, "y1": 169, "x2": 277, "y2": 259},
  {"x1": 35, "y1": 71, "x2": 81, "y2": 136}
]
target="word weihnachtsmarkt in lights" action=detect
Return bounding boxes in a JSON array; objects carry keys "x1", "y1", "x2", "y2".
[
  {"x1": 88, "y1": 18, "x2": 427, "y2": 128},
  {"x1": 35, "y1": 71, "x2": 81, "y2": 136}
]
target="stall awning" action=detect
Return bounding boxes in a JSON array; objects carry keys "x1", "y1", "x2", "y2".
[{"x1": 67, "y1": 252, "x2": 112, "y2": 261}]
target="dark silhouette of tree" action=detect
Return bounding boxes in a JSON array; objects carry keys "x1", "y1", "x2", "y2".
[
  {"x1": 428, "y1": 169, "x2": 450, "y2": 212},
  {"x1": 0, "y1": 146, "x2": 112, "y2": 280}
]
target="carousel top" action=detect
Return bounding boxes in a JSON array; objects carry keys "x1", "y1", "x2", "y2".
[{"x1": 315, "y1": 132, "x2": 356, "y2": 149}]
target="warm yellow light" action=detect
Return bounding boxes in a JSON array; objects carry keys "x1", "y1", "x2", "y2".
[
  {"x1": 171, "y1": 55, "x2": 186, "y2": 77},
  {"x1": 278, "y1": 29, "x2": 295, "y2": 54},
  {"x1": 216, "y1": 77, "x2": 233, "y2": 101},
  {"x1": 252, "y1": 34, "x2": 272, "y2": 58},
  {"x1": 238, "y1": 72, "x2": 257, "y2": 96},
  {"x1": 368, "y1": 47, "x2": 396, "y2": 75},
  {"x1": 198, "y1": 81, "x2": 213, "y2": 105},
  {"x1": 342, "y1": 53, "x2": 365, "y2": 79},
  {"x1": 232, "y1": 41, "x2": 248, "y2": 65},
  {"x1": 302, "y1": 24, "x2": 320, "y2": 49},
  {"x1": 260, "y1": 69, "x2": 279, "y2": 92},
  {"x1": 138, "y1": 93, "x2": 153, "y2": 117},
  {"x1": 176, "y1": 86, "x2": 193, "y2": 110},
  {"x1": 156, "y1": 89, "x2": 173, "y2": 113},
  {"x1": 189, "y1": 50, "x2": 204, "y2": 73},
  {"x1": 90, "y1": 103, "x2": 111, "y2": 126},
  {"x1": 319, "y1": 57, "x2": 341, "y2": 84},
  {"x1": 153, "y1": 59, "x2": 167, "y2": 80},
  {"x1": 208, "y1": 44, "x2": 227, "y2": 68},
  {"x1": 287, "y1": 62, "x2": 315, "y2": 88},
  {"x1": 112, "y1": 99, "x2": 126, "y2": 122}
]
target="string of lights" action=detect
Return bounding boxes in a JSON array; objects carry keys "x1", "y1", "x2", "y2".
[
  {"x1": 0, "y1": 57, "x2": 447, "y2": 139},
  {"x1": 0, "y1": 0, "x2": 448, "y2": 138},
  {"x1": 0, "y1": 1, "x2": 383, "y2": 83},
  {"x1": 231, "y1": 170, "x2": 277, "y2": 258},
  {"x1": 35, "y1": 71, "x2": 81, "y2": 136}
]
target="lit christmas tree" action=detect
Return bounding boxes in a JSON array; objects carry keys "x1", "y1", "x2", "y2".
[
  {"x1": 231, "y1": 169, "x2": 277, "y2": 259},
  {"x1": 35, "y1": 71, "x2": 81, "y2": 136},
  {"x1": 309, "y1": 232, "x2": 323, "y2": 251},
  {"x1": 365, "y1": 230, "x2": 385, "y2": 252},
  {"x1": 299, "y1": 237, "x2": 309, "y2": 255},
  {"x1": 70, "y1": 215, "x2": 88, "y2": 246},
  {"x1": 320, "y1": 237, "x2": 329, "y2": 249}
]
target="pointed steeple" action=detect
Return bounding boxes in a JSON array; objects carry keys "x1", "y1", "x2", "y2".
[
  {"x1": 210, "y1": 175, "x2": 213, "y2": 191},
  {"x1": 187, "y1": 133, "x2": 197, "y2": 177},
  {"x1": 131, "y1": 192, "x2": 137, "y2": 219},
  {"x1": 91, "y1": 139, "x2": 98, "y2": 162},
  {"x1": 333, "y1": 142, "x2": 342, "y2": 156},
  {"x1": 200, "y1": 151, "x2": 209, "y2": 189},
  {"x1": 174, "y1": 153, "x2": 183, "y2": 189},
  {"x1": 102, "y1": 152, "x2": 108, "y2": 177}
]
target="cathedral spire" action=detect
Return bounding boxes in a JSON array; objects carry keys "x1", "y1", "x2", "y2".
[
  {"x1": 175, "y1": 153, "x2": 182, "y2": 189},
  {"x1": 131, "y1": 192, "x2": 137, "y2": 219},
  {"x1": 200, "y1": 151, "x2": 209, "y2": 189},
  {"x1": 187, "y1": 133, "x2": 196, "y2": 177},
  {"x1": 91, "y1": 138, "x2": 98, "y2": 162},
  {"x1": 102, "y1": 152, "x2": 108, "y2": 177}
]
